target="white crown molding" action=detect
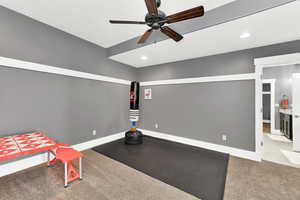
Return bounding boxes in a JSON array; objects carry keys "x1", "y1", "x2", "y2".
[
  {"x1": 0, "y1": 56, "x2": 131, "y2": 85},
  {"x1": 141, "y1": 129, "x2": 260, "y2": 161},
  {"x1": 254, "y1": 52, "x2": 300, "y2": 68},
  {"x1": 0, "y1": 132, "x2": 124, "y2": 178},
  {"x1": 140, "y1": 73, "x2": 256, "y2": 86}
]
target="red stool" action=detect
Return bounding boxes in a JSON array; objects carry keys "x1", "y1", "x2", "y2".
[{"x1": 48, "y1": 143, "x2": 83, "y2": 187}]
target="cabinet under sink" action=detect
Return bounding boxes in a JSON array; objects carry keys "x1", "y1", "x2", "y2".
[{"x1": 280, "y1": 109, "x2": 293, "y2": 141}]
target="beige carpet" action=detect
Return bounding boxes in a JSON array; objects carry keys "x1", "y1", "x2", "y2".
[
  {"x1": 0, "y1": 150, "x2": 199, "y2": 200},
  {"x1": 2, "y1": 149, "x2": 300, "y2": 200},
  {"x1": 224, "y1": 156, "x2": 300, "y2": 200}
]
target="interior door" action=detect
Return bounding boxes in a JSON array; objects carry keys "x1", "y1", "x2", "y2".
[{"x1": 293, "y1": 73, "x2": 300, "y2": 152}]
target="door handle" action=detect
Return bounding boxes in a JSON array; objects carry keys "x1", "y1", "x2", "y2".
[{"x1": 295, "y1": 115, "x2": 300, "y2": 118}]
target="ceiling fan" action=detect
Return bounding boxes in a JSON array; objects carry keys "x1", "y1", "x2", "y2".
[{"x1": 109, "y1": 0, "x2": 205, "y2": 44}]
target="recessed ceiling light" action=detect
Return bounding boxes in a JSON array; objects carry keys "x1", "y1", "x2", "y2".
[
  {"x1": 141, "y1": 56, "x2": 148, "y2": 60},
  {"x1": 240, "y1": 32, "x2": 251, "y2": 39}
]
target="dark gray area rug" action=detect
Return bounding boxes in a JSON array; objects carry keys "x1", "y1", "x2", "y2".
[{"x1": 93, "y1": 136, "x2": 229, "y2": 200}]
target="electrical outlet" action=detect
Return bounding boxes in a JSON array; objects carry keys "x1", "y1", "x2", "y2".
[
  {"x1": 155, "y1": 123, "x2": 159, "y2": 129},
  {"x1": 222, "y1": 134, "x2": 227, "y2": 141},
  {"x1": 92, "y1": 130, "x2": 97, "y2": 136}
]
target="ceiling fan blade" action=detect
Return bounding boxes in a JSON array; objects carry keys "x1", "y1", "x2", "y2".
[
  {"x1": 138, "y1": 29, "x2": 153, "y2": 44},
  {"x1": 161, "y1": 26, "x2": 183, "y2": 42},
  {"x1": 145, "y1": 0, "x2": 158, "y2": 16},
  {"x1": 166, "y1": 6, "x2": 204, "y2": 24},
  {"x1": 109, "y1": 20, "x2": 146, "y2": 25}
]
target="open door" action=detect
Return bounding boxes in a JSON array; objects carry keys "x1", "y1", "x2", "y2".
[{"x1": 293, "y1": 73, "x2": 300, "y2": 152}]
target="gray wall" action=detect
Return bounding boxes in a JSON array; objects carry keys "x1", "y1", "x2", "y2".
[
  {"x1": 138, "y1": 40, "x2": 300, "y2": 152},
  {"x1": 0, "y1": 6, "x2": 134, "y2": 148},
  {"x1": 140, "y1": 81, "x2": 255, "y2": 151},
  {"x1": 0, "y1": 67, "x2": 129, "y2": 145},
  {"x1": 263, "y1": 65, "x2": 300, "y2": 129}
]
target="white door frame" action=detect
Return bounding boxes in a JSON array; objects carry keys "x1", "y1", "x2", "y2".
[
  {"x1": 255, "y1": 52, "x2": 300, "y2": 161},
  {"x1": 293, "y1": 73, "x2": 300, "y2": 152},
  {"x1": 262, "y1": 79, "x2": 276, "y2": 134}
]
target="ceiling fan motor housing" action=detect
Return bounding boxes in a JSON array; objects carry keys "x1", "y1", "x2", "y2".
[
  {"x1": 145, "y1": 10, "x2": 166, "y2": 29},
  {"x1": 156, "y1": 0, "x2": 161, "y2": 8}
]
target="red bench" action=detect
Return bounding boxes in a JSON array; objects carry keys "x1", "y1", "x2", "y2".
[
  {"x1": 48, "y1": 143, "x2": 83, "y2": 187},
  {"x1": 0, "y1": 132, "x2": 83, "y2": 188},
  {"x1": 0, "y1": 132, "x2": 56, "y2": 162}
]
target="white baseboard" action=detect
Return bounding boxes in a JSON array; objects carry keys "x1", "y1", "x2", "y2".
[
  {"x1": 0, "y1": 132, "x2": 124, "y2": 178},
  {"x1": 263, "y1": 120, "x2": 271, "y2": 123},
  {"x1": 1, "y1": 129, "x2": 260, "y2": 177},
  {"x1": 141, "y1": 129, "x2": 260, "y2": 162},
  {"x1": 73, "y1": 132, "x2": 124, "y2": 151}
]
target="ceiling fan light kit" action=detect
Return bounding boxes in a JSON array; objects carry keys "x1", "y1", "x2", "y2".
[{"x1": 109, "y1": 0, "x2": 205, "y2": 44}]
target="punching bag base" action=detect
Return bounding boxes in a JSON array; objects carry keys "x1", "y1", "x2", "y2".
[{"x1": 125, "y1": 130, "x2": 143, "y2": 145}]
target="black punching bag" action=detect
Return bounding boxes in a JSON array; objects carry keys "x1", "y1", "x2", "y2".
[
  {"x1": 130, "y1": 82, "x2": 139, "y2": 110},
  {"x1": 125, "y1": 82, "x2": 143, "y2": 145}
]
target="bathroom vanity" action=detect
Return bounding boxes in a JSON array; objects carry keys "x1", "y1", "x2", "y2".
[{"x1": 280, "y1": 108, "x2": 293, "y2": 140}]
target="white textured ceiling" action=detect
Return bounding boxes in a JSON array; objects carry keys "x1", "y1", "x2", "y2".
[
  {"x1": 0, "y1": 0, "x2": 235, "y2": 48},
  {"x1": 110, "y1": 0, "x2": 300, "y2": 67}
]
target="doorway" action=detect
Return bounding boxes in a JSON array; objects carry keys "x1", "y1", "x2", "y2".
[
  {"x1": 262, "y1": 66, "x2": 297, "y2": 167},
  {"x1": 255, "y1": 53, "x2": 300, "y2": 167},
  {"x1": 262, "y1": 79, "x2": 276, "y2": 135}
]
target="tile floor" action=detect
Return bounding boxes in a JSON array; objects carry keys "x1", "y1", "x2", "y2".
[{"x1": 263, "y1": 133, "x2": 300, "y2": 168}]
